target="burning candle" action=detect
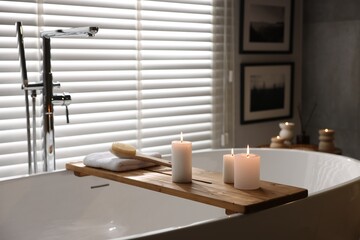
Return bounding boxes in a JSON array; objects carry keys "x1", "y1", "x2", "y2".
[
  {"x1": 279, "y1": 122, "x2": 295, "y2": 144},
  {"x1": 234, "y1": 145, "x2": 260, "y2": 190},
  {"x1": 318, "y1": 128, "x2": 335, "y2": 152},
  {"x1": 171, "y1": 132, "x2": 192, "y2": 183},
  {"x1": 270, "y1": 136, "x2": 285, "y2": 148},
  {"x1": 223, "y1": 148, "x2": 235, "y2": 183}
]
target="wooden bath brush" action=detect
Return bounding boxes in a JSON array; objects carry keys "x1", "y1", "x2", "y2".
[{"x1": 111, "y1": 142, "x2": 172, "y2": 167}]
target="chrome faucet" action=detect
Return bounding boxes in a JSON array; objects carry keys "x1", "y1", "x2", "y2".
[
  {"x1": 16, "y1": 23, "x2": 98, "y2": 173},
  {"x1": 40, "y1": 26, "x2": 99, "y2": 171}
]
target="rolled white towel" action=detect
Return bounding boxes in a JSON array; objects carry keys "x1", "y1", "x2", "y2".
[{"x1": 83, "y1": 151, "x2": 161, "y2": 172}]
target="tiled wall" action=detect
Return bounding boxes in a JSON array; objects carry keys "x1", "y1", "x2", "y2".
[{"x1": 302, "y1": 0, "x2": 360, "y2": 158}]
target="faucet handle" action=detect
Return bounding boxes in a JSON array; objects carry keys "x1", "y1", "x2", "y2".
[
  {"x1": 52, "y1": 92, "x2": 71, "y2": 105},
  {"x1": 53, "y1": 81, "x2": 61, "y2": 88},
  {"x1": 65, "y1": 105, "x2": 70, "y2": 124},
  {"x1": 52, "y1": 92, "x2": 71, "y2": 124}
]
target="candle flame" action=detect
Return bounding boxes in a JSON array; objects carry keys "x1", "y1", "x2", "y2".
[
  {"x1": 180, "y1": 132, "x2": 183, "y2": 142},
  {"x1": 285, "y1": 122, "x2": 289, "y2": 125},
  {"x1": 276, "y1": 136, "x2": 280, "y2": 139},
  {"x1": 325, "y1": 128, "x2": 328, "y2": 132},
  {"x1": 231, "y1": 148, "x2": 234, "y2": 156},
  {"x1": 246, "y1": 144, "x2": 250, "y2": 157}
]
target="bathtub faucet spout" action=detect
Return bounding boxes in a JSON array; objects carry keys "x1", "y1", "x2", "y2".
[{"x1": 40, "y1": 27, "x2": 99, "y2": 172}]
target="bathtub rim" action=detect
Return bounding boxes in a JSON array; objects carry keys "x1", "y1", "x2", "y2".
[{"x1": 1, "y1": 148, "x2": 360, "y2": 185}]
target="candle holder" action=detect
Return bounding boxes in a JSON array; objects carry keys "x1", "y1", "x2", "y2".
[
  {"x1": 318, "y1": 129, "x2": 335, "y2": 153},
  {"x1": 270, "y1": 136, "x2": 285, "y2": 148},
  {"x1": 279, "y1": 122, "x2": 295, "y2": 145}
]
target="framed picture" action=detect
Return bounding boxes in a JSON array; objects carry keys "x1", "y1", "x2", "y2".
[
  {"x1": 240, "y1": 63, "x2": 294, "y2": 124},
  {"x1": 239, "y1": 0, "x2": 294, "y2": 53}
]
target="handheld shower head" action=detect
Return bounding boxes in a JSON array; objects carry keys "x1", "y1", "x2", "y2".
[{"x1": 41, "y1": 26, "x2": 99, "y2": 38}]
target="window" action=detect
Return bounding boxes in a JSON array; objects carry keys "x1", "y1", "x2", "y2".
[{"x1": 0, "y1": 0, "x2": 232, "y2": 178}]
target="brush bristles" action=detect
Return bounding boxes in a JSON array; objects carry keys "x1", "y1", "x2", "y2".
[{"x1": 111, "y1": 142, "x2": 137, "y2": 157}]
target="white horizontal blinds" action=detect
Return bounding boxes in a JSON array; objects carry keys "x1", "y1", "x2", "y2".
[
  {"x1": 139, "y1": 0, "x2": 215, "y2": 153},
  {"x1": 0, "y1": 0, "x2": 41, "y2": 177},
  {"x1": 0, "y1": 0, "x2": 225, "y2": 178},
  {"x1": 40, "y1": 0, "x2": 139, "y2": 166}
]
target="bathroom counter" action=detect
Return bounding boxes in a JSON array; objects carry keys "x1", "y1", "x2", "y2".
[{"x1": 66, "y1": 162, "x2": 308, "y2": 214}]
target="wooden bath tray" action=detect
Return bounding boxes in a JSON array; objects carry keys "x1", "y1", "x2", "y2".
[{"x1": 66, "y1": 162, "x2": 308, "y2": 214}]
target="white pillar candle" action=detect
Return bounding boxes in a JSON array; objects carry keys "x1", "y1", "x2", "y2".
[
  {"x1": 171, "y1": 132, "x2": 192, "y2": 183},
  {"x1": 234, "y1": 145, "x2": 260, "y2": 190},
  {"x1": 223, "y1": 148, "x2": 235, "y2": 183}
]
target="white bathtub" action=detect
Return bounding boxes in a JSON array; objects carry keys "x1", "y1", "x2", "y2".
[{"x1": 1, "y1": 149, "x2": 360, "y2": 240}]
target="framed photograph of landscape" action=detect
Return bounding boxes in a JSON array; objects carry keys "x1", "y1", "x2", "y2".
[
  {"x1": 239, "y1": 0, "x2": 294, "y2": 53},
  {"x1": 240, "y1": 63, "x2": 294, "y2": 124}
]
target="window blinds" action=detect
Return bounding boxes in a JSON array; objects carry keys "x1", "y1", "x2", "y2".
[
  {"x1": 0, "y1": 0, "x2": 40, "y2": 177},
  {"x1": 0, "y1": 0, "x2": 228, "y2": 178}
]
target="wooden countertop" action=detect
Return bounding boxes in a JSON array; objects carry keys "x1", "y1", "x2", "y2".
[{"x1": 66, "y1": 162, "x2": 308, "y2": 214}]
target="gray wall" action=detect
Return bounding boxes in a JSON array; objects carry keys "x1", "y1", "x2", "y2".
[
  {"x1": 303, "y1": 0, "x2": 360, "y2": 158},
  {"x1": 234, "y1": 0, "x2": 303, "y2": 148}
]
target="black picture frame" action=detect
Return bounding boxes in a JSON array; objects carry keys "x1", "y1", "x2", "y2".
[
  {"x1": 240, "y1": 63, "x2": 294, "y2": 124},
  {"x1": 239, "y1": 0, "x2": 294, "y2": 54}
]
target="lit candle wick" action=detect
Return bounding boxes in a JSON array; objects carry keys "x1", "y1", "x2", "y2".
[
  {"x1": 231, "y1": 148, "x2": 234, "y2": 156},
  {"x1": 246, "y1": 144, "x2": 250, "y2": 158},
  {"x1": 276, "y1": 136, "x2": 280, "y2": 139},
  {"x1": 285, "y1": 122, "x2": 289, "y2": 125},
  {"x1": 325, "y1": 129, "x2": 328, "y2": 132},
  {"x1": 180, "y1": 131, "x2": 183, "y2": 142}
]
